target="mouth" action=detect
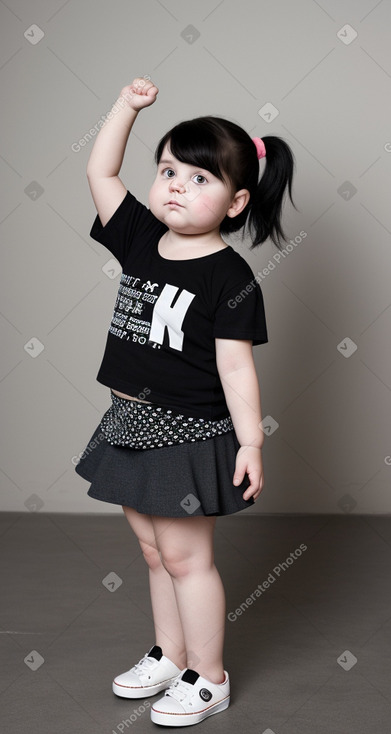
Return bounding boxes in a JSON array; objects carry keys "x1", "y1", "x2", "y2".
[{"x1": 166, "y1": 200, "x2": 184, "y2": 208}]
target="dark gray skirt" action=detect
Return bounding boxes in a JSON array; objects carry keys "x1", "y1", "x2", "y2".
[{"x1": 74, "y1": 423, "x2": 254, "y2": 518}]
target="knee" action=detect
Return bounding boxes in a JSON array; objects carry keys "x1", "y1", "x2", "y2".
[
  {"x1": 160, "y1": 554, "x2": 189, "y2": 578},
  {"x1": 140, "y1": 542, "x2": 162, "y2": 571},
  {"x1": 160, "y1": 550, "x2": 210, "y2": 579}
]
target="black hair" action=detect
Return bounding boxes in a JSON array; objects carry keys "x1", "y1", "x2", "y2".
[{"x1": 154, "y1": 116, "x2": 297, "y2": 250}]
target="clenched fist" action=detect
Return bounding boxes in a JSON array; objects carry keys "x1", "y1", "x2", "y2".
[{"x1": 120, "y1": 78, "x2": 159, "y2": 111}]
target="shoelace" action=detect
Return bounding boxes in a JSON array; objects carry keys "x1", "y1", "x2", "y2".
[
  {"x1": 132, "y1": 654, "x2": 157, "y2": 677},
  {"x1": 165, "y1": 678, "x2": 193, "y2": 702}
]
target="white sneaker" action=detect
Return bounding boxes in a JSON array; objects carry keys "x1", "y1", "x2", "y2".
[
  {"x1": 112, "y1": 645, "x2": 182, "y2": 698},
  {"x1": 150, "y1": 668, "x2": 230, "y2": 726}
]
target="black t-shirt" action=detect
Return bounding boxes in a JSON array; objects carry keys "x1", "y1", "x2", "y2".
[{"x1": 90, "y1": 191, "x2": 268, "y2": 419}]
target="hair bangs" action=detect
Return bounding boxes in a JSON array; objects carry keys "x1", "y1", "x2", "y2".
[{"x1": 155, "y1": 118, "x2": 232, "y2": 186}]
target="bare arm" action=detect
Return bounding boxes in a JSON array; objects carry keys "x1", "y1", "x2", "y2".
[
  {"x1": 86, "y1": 78, "x2": 159, "y2": 227},
  {"x1": 216, "y1": 338, "x2": 265, "y2": 500}
]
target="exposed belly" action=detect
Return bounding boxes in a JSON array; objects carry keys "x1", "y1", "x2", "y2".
[{"x1": 111, "y1": 388, "x2": 152, "y2": 404}]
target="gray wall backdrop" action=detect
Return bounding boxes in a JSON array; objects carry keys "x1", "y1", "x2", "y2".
[{"x1": 1, "y1": 0, "x2": 390, "y2": 514}]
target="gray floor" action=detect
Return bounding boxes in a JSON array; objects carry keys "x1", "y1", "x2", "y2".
[{"x1": 1, "y1": 512, "x2": 391, "y2": 734}]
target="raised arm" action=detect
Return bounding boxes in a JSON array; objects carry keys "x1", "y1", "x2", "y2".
[{"x1": 86, "y1": 77, "x2": 159, "y2": 226}]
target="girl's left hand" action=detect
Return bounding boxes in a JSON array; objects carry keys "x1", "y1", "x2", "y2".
[{"x1": 233, "y1": 446, "x2": 265, "y2": 501}]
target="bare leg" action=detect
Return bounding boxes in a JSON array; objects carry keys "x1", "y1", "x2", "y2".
[
  {"x1": 122, "y1": 506, "x2": 186, "y2": 670},
  {"x1": 151, "y1": 514, "x2": 225, "y2": 685}
]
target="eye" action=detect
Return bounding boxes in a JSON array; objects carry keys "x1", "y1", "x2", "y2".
[
  {"x1": 192, "y1": 174, "x2": 207, "y2": 184},
  {"x1": 162, "y1": 168, "x2": 175, "y2": 178}
]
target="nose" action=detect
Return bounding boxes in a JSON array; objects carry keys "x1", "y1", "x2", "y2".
[{"x1": 169, "y1": 177, "x2": 186, "y2": 193}]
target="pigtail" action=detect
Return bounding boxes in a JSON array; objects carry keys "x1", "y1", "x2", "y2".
[{"x1": 248, "y1": 135, "x2": 297, "y2": 250}]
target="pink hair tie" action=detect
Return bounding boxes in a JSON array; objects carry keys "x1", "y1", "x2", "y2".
[{"x1": 252, "y1": 137, "x2": 266, "y2": 159}]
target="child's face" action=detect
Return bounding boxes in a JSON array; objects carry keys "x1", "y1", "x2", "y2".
[{"x1": 148, "y1": 145, "x2": 236, "y2": 235}]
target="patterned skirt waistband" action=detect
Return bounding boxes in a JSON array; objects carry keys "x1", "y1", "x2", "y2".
[{"x1": 99, "y1": 391, "x2": 234, "y2": 450}]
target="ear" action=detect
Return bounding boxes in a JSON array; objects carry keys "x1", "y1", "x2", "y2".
[{"x1": 226, "y1": 189, "x2": 250, "y2": 219}]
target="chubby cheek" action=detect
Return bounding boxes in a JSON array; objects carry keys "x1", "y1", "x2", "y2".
[
  {"x1": 192, "y1": 194, "x2": 225, "y2": 224},
  {"x1": 148, "y1": 183, "x2": 160, "y2": 215}
]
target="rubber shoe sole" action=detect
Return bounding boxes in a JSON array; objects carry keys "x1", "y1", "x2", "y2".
[
  {"x1": 150, "y1": 695, "x2": 230, "y2": 726},
  {"x1": 113, "y1": 674, "x2": 180, "y2": 699}
]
